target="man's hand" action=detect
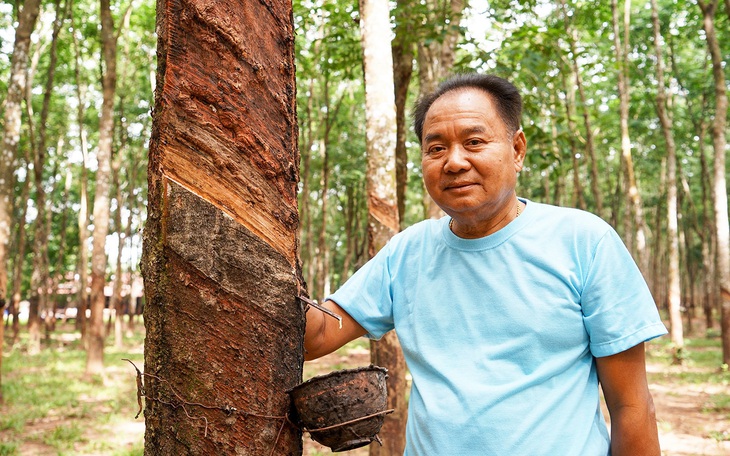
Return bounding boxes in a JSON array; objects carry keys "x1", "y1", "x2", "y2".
[{"x1": 596, "y1": 342, "x2": 661, "y2": 456}]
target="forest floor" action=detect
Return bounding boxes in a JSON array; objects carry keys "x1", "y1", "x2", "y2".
[{"x1": 0, "y1": 321, "x2": 728, "y2": 455}]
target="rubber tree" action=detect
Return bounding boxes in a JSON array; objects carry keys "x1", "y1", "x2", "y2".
[{"x1": 142, "y1": 0, "x2": 304, "y2": 453}]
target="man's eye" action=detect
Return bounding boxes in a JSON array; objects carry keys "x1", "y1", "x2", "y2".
[{"x1": 466, "y1": 139, "x2": 482, "y2": 146}]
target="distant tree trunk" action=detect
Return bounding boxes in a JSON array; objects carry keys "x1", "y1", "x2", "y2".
[
  {"x1": 0, "y1": 0, "x2": 41, "y2": 403},
  {"x1": 611, "y1": 0, "x2": 649, "y2": 274},
  {"x1": 86, "y1": 0, "x2": 119, "y2": 375},
  {"x1": 124, "y1": 154, "x2": 139, "y2": 337},
  {"x1": 559, "y1": 0, "x2": 600, "y2": 215},
  {"x1": 549, "y1": 101, "x2": 564, "y2": 207},
  {"x1": 360, "y1": 0, "x2": 407, "y2": 453},
  {"x1": 142, "y1": 0, "x2": 303, "y2": 453},
  {"x1": 559, "y1": 62, "x2": 586, "y2": 210},
  {"x1": 652, "y1": 160, "x2": 667, "y2": 311},
  {"x1": 9, "y1": 156, "x2": 32, "y2": 345},
  {"x1": 316, "y1": 134, "x2": 330, "y2": 299},
  {"x1": 300, "y1": 79, "x2": 315, "y2": 289},
  {"x1": 32, "y1": 0, "x2": 67, "y2": 347},
  {"x1": 112, "y1": 5, "x2": 133, "y2": 349},
  {"x1": 697, "y1": 0, "x2": 730, "y2": 364},
  {"x1": 651, "y1": 0, "x2": 683, "y2": 359},
  {"x1": 392, "y1": 0, "x2": 414, "y2": 229},
  {"x1": 698, "y1": 118, "x2": 715, "y2": 333},
  {"x1": 53, "y1": 169, "x2": 72, "y2": 322},
  {"x1": 71, "y1": 7, "x2": 90, "y2": 339},
  {"x1": 111, "y1": 160, "x2": 125, "y2": 348},
  {"x1": 416, "y1": 0, "x2": 465, "y2": 220}
]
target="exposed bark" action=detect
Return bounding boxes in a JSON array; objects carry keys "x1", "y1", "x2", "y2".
[
  {"x1": 651, "y1": 0, "x2": 683, "y2": 358},
  {"x1": 0, "y1": 0, "x2": 42, "y2": 403},
  {"x1": 610, "y1": 0, "x2": 649, "y2": 274},
  {"x1": 697, "y1": 0, "x2": 730, "y2": 364},
  {"x1": 360, "y1": 0, "x2": 407, "y2": 452},
  {"x1": 143, "y1": 0, "x2": 302, "y2": 453}
]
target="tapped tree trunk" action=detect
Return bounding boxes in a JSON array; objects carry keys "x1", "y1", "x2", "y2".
[
  {"x1": 360, "y1": 0, "x2": 407, "y2": 453},
  {"x1": 142, "y1": 0, "x2": 303, "y2": 453}
]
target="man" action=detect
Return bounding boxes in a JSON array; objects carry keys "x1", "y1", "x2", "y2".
[{"x1": 304, "y1": 73, "x2": 666, "y2": 455}]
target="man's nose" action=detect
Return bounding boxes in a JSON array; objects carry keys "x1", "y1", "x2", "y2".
[{"x1": 443, "y1": 145, "x2": 471, "y2": 173}]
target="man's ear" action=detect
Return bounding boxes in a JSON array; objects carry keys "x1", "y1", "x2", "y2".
[{"x1": 513, "y1": 129, "x2": 527, "y2": 172}]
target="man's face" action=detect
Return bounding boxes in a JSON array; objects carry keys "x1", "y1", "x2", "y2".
[{"x1": 421, "y1": 88, "x2": 526, "y2": 223}]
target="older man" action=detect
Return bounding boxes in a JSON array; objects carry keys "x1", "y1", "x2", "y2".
[{"x1": 304, "y1": 73, "x2": 666, "y2": 455}]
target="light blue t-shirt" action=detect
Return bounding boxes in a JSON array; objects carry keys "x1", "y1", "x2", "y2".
[{"x1": 328, "y1": 199, "x2": 667, "y2": 455}]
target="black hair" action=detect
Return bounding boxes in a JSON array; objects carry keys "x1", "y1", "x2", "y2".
[{"x1": 412, "y1": 73, "x2": 523, "y2": 143}]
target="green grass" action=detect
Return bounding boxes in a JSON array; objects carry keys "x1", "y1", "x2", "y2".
[
  {"x1": 647, "y1": 336, "x2": 729, "y2": 384},
  {"x1": 1, "y1": 321, "x2": 146, "y2": 455}
]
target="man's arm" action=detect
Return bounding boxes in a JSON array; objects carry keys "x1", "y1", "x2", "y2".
[
  {"x1": 595, "y1": 342, "x2": 661, "y2": 456},
  {"x1": 304, "y1": 299, "x2": 367, "y2": 361}
]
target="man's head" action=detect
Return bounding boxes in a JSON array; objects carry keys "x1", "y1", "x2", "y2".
[
  {"x1": 415, "y1": 73, "x2": 527, "y2": 234},
  {"x1": 413, "y1": 73, "x2": 523, "y2": 144}
]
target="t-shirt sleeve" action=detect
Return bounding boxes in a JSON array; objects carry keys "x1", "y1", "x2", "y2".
[
  {"x1": 326, "y1": 244, "x2": 395, "y2": 340},
  {"x1": 581, "y1": 227, "x2": 668, "y2": 357}
]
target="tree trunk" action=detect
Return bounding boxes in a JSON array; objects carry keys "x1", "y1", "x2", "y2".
[
  {"x1": 697, "y1": 0, "x2": 730, "y2": 364},
  {"x1": 611, "y1": 0, "x2": 649, "y2": 274},
  {"x1": 142, "y1": 0, "x2": 303, "y2": 453},
  {"x1": 360, "y1": 0, "x2": 407, "y2": 453},
  {"x1": 559, "y1": 0, "x2": 601, "y2": 216},
  {"x1": 559, "y1": 63, "x2": 586, "y2": 211},
  {"x1": 111, "y1": 160, "x2": 125, "y2": 348},
  {"x1": 0, "y1": 0, "x2": 41, "y2": 404},
  {"x1": 392, "y1": 0, "x2": 414, "y2": 229},
  {"x1": 29, "y1": 0, "x2": 66, "y2": 351},
  {"x1": 651, "y1": 0, "x2": 683, "y2": 359},
  {"x1": 86, "y1": 0, "x2": 118, "y2": 375},
  {"x1": 71, "y1": 5, "x2": 90, "y2": 339},
  {"x1": 10, "y1": 156, "x2": 32, "y2": 346}
]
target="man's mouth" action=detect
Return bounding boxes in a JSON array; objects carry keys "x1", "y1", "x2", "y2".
[{"x1": 445, "y1": 181, "x2": 476, "y2": 190}]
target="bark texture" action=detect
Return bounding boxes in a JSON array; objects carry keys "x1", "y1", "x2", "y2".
[{"x1": 143, "y1": 0, "x2": 303, "y2": 454}]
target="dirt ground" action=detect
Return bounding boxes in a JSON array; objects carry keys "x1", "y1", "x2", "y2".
[{"x1": 302, "y1": 345, "x2": 730, "y2": 456}]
